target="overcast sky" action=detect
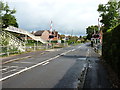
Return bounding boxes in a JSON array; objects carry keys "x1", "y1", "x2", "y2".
[{"x1": 3, "y1": 0, "x2": 109, "y2": 36}]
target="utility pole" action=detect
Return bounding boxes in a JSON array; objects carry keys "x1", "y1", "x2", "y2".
[
  {"x1": 49, "y1": 20, "x2": 53, "y2": 48},
  {"x1": 71, "y1": 29, "x2": 73, "y2": 36},
  {"x1": 25, "y1": 35, "x2": 27, "y2": 51}
]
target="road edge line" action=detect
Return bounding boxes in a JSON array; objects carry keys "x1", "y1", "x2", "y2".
[{"x1": 2, "y1": 56, "x2": 31, "y2": 64}]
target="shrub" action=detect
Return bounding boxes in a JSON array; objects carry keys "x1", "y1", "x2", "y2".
[{"x1": 102, "y1": 24, "x2": 120, "y2": 78}]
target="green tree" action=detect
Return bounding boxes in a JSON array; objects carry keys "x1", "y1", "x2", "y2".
[
  {"x1": 0, "y1": 1, "x2": 18, "y2": 28},
  {"x1": 86, "y1": 25, "x2": 98, "y2": 40},
  {"x1": 97, "y1": 1, "x2": 120, "y2": 32},
  {"x1": 2, "y1": 14, "x2": 18, "y2": 28},
  {"x1": 60, "y1": 34, "x2": 65, "y2": 40},
  {"x1": 0, "y1": 1, "x2": 4, "y2": 27}
]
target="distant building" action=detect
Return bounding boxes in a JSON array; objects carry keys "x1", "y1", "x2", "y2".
[
  {"x1": 32, "y1": 30, "x2": 60, "y2": 41},
  {"x1": 32, "y1": 21, "x2": 60, "y2": 42},
  {"x1": 33, "y1": 30, "x2": 50, "y2": 41}
]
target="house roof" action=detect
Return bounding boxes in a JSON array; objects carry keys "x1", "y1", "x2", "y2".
[
  {"x1": 33, "y1": 30, "x2": 59, "y2": 36},
  {"x1": 34, "y1": 30, "x2": 45, "y2": 36}
]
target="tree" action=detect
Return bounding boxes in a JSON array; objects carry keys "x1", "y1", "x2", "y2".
[
  {"x1": 97, "y1": 1, "x2": 120, "y2": 32},
  {"x1": 0, "y1": 1, "x2": 4, "y2": 27},
  {"x1": 60, "y1": 34, "x2": 65, "y2": 40},
  {"x1": 0, "y1": 1, "x2": 18, "y2": 28},
  {"x1": 2, "y1": 14, "x2": 18, "y2": 28},
  {"x1": 86, "y1": 25, "x2": 99, "y2": 40},
  {"x1": 79, "y1": 36, "x2": 82, "y2": 39}
]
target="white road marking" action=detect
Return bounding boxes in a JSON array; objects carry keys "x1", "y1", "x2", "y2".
[
  {"x1": 0, "y1": 66, "x2": 10, "y2": 71},
  {"x1": 2, "y1": 56, "x2": 31, "y2": 64},
  {"x1": 2, "y1": 69, "x2": 18, "y2": 75},
  {"x1": 0, "y1": 66, "x2": 19, "y2": 71},
  {"x1": 78, "y1": 46, "x2": 81, "y2": 48},
  {"x1": 13, "y1": 61, "x2": 36, "y2": 64},
  {"x1": 42, "y1": 62, "x2": 49, "y2": 66},
  {"x1": 10, "y1": 66, "x2": 19, "y2": 68},
  {"x1": 86, "y1": 49, "x2": 90, "y2": 58},
  {"x1": 0, "y1": 50, "x2": 73, "y2": 81},
  {"x1": 0, "y1": 60, "x2": 48, "y2": 81}
]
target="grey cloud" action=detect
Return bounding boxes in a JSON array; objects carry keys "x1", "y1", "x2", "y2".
[{"x1": 4, "y1": 0, "x2": 109, "y2": 36}]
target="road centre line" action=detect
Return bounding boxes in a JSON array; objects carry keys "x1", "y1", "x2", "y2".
[
  {"x1": 0, "y1": 61, "x2": 46, "y2": 81},
  {"x1": 0, "y1": 50, "x2": 72, "y2": 81},
  {"x1": 42, "y1": 62, "x2": 49, "y2": 66}
]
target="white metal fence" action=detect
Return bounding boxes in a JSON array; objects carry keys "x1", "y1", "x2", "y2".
[{"x1": 0, "y1": 43, "x2": 68, "y2": 56}]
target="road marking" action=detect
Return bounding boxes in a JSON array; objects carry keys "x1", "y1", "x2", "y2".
[
  {"x1": 78, "y1": 46, "x2": 81, "y2": 48},
  {"x1": 42, "y1": 62, "x2": 49, "y2": 66},
  {"x1": 2, "y1": 56, "x2": 31, "y2": 64},
  {"x1": 0, "y1": 66, "x2": 19, "y2": 71},
  {"x1": 0, "y1": 66, "x2": 9, "y2": 71},
  {"x1": 1, "y1": 66, "x2": 18, "y2": 72},
  {"x1": 86, "y1": 49, "x2": 89, "y2": 58},
  {"x1": 2, "y1": 69, "x2": 18, "y2": 75},
  {"x1": 78, "y1": 58, "x2": 86, "y2": 61},
  {"x1": 0, "y1": 50, "x2": 72, "y2": 81},
  {"x1": 40, "y1": 52, "x2": 45, "y2": 55},
  {"x1": 10, "y1": 66, "x2": 19, "y2": 68},
  {"x1": 72, "y1": 49, "x2": 76, "y2": 51},
  {"x1": 13, "y1": 61, "x2": 36, "y2": 64}
]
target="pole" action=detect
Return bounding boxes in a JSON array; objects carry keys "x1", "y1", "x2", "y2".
[
  {"x1": 25, "y1": 35, "x2": 27, "y2": 51},
  {"x1": 37, "y1": 41, "x2": 38, "y2": 49},
  {"x1": 34, "y1": 43, "x2": 35, "y2": 51},
  {"x1": 7, "y1": 45, "x2": 9, "y2": 56}
]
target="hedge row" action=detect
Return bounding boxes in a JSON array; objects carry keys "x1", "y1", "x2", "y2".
[{"x1": 102, "y1": 24, "x2": 120, "y2": 78}]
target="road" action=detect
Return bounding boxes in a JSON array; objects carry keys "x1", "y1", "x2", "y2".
[{"x1": 1, "y1": 43, "x2": 110, "y2": 88}]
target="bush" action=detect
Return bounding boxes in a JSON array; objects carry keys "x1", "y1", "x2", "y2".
[{"x1": 102, "y1": 24, "x2": 120, "y2": 78}]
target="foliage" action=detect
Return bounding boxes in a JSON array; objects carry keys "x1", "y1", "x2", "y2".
[
  {"x1": 60, "y1": 34, "x2": 65, "y2": 39},
  {"x1": 51, "y1": 40, "x2": 58, "y2": 43},
  {"x1": 26, "y1": 40, "x2": 42, "y2": 46},
  {"x1": 97, "y1": 1, "x2": 120, "y2": 32},
  {"x1": 2, "y1": 14, "x2": 18, "y2": 28},
  {"x1": 0, "y1": 1, "x2": 18, "y2": 28},
  {"x1": 0, "y1": 30, "x2": 9, "y2": 46},
  {"x1": 102, "y1": 24, "x2": 120, "y2": 78},
  {"x1": 86, "y1": 25, "x2": 99, "y2": 40}
]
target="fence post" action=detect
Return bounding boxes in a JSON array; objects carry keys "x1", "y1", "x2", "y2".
[
  {"x1": 37, "y1": 41, "x2": 38, "y2": 50},
  {"x1": 34, "y1": 43, "x2": 36, "y2": 51},
  {"x1": 7, "y1": 45, "x2": 9, "y2": 56},
  {"x1": 46, "y1": 44, "x2": 48, "y2": 49}
]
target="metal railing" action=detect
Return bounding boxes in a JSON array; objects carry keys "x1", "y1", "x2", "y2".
[
  {"x1": 0, "y1": 43, "x2": 68, "y2": 56},
  {"x1": 0, "y1": 45, "x2": 46, "y2": 56},
  {"x1": 5, "y1": 26, "x2": 47, "y2": 44},
  {"x1": 0, "y1": 30, "x2": 25, "y2": 52}
]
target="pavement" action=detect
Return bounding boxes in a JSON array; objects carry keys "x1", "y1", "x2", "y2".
[
  {"x1": 83, "y1": 47, "x2": 111, "y2": 88},
  {"x1": 0, "y1": 43, "x2": 111, "y2": 88}
]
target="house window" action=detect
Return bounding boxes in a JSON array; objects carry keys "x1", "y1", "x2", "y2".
[{"x1": 49, "y1": 35, "x2": 54, "y2": 38}]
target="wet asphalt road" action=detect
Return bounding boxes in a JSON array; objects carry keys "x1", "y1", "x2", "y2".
[{"x1": 1, "y1": 43, "x2": 111, "y2": 88}]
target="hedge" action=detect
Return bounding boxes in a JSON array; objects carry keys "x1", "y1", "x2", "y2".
[{"x1": 102, "y1": 24, "x2": 120, "y2": 78}]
